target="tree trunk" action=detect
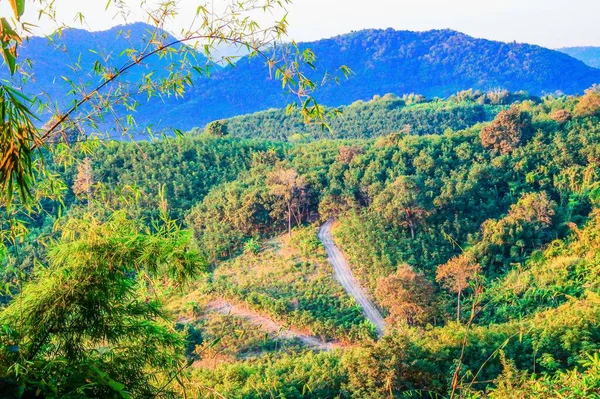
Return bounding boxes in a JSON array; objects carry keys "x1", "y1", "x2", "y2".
[
  {"x1": 456, "y1": 290, "x2": 462, "y2": 322},
  {"x1": 287, "y1": 201, "x2": 292, "y2": 238},
  {"x1": 406, "y1": 210, "x2": 416, "y2": 239}
]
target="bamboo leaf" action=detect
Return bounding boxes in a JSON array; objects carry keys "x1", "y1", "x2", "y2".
[{"x1": 8, "y1": 0, "x2": 25, "y2": 18}]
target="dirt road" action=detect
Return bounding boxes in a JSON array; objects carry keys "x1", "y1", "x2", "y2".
[
  {"x1": 207, "y1": 300, "x2": 338, "y2": 351},
  {"x1": 318, "y1": 220, "x2": 385, "y2": 336}
]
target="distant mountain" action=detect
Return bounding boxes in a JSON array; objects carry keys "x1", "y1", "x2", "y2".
[
  {"x1": 4, "y1": 22, "x2": 211, "y2": 131},
  {"x1": 558, "y1": 46, "x2": 600, "y2": 68},
  {"x1": 5, "y1": 24, "x2": 600, "y2": 133}
]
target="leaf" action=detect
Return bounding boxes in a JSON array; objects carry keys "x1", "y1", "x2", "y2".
[
  {"x1": 8, "y1": 0, "x2": 25, "y2": 19},
  {"x1": 173, "y1": 128, "x2": 183, "y2": 137},
  {"x1": 0, "y1": 17, "x2": 22, "y2": 44},
  {"x1": 1, "y1": 46, "x2": 17, "y2": 75}
]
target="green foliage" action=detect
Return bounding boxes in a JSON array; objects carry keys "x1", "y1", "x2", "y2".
[
  {"x1": 203, "y1": 94, "x2": 509, "y2": 141},
  {"x1": 243, "y1": 237, "x2": 261, "y2": 255},
  {"x1": 183, "y1": 313, "x2": 289, "y2": 363},
  {"x1": 0, "y1": 86, "x2": 38, "y2": 204},
  {"x1": 485, "y1": 352, "x2": 600, "y2": 398},
  {"x1": 289, "y1": 227, "x2": 324, "y2": 258},
  {"x1": 205, "y1": 120, "x2": 229, "y2": 137},
  {"x1": 82, "y1": 136, "x2": 285, "y2": 221},
  {"x1": 193, "y1": 351, "x2": 349, "y2": 398},
  {"x1": 0, "y1": 211, "x2": 206, "y2": 397},
  {"x1": 2, "y1": 89, "x2": 600, "y2": 398},
  {"x1": 196, "y1": 292, "x2": 600, "y2": 398}
]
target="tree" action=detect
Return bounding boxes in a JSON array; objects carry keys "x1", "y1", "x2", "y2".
[
  {"x1": 436, "y1": 253, "x2": 481, "y2": 321},
  {"x1": 372, "y1": 176, "x2": 427, "y2": 239},
  {"x1": 376, "y1": 264, "x2": 437, "y2": 326},
  {"x1": 72, "y1": 157, "x2": 94, "y2": 204},
  {"x1": 480, "y1": 106, "x2": 533, "y2": 154},
  {"x1": 550, "y1": 109, "x2": 572, "y2": 124},
  {"x1": 507, "y1": 191, "x2": 555, "y2": 227},
  {"x1": 0, "y1": 212, "x2": 205, "y2": 396},
  {"x1": 574, "y1": 86, "x2": 600, "y2": 117},
  {"x1": 336, "y1": 145, "x2": 365, "y2": 164},
  {"x1": 486, "y1": 88, "x2": 510, "y2": 105},
  {"x1": 205, "y1": 120, "x2": 229, "y2": 137},
  {"x1": 267, "y1": 167, "x2": 307, "y2": 237},
  {"x1": 470, "y1": 192, "x2": 557, "y2": 276}
]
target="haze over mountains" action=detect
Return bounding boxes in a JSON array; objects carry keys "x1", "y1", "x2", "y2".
[
  {"x1": 6, "y1": 22, "x2": 600, "y2": 132},
  {"x1": 558, "y1": 46, "x2": 600, "y2": 68}
]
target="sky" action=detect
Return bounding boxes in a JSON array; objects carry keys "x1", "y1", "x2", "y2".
[{"x1": 3, "y1": 0, "x2": 600, "y2": 48}]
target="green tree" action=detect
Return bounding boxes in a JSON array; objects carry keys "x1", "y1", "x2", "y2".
[
  {"x1": 0, "y1": 211, "x2": 205, "y2": 397},
  {"x1": 372, "y1": 176, "x2": 427, "y2": 239},
  {"x1": 205, "y1": 120, "x2": 229, "y2": 137},
  {"x1": 267, "y1": 167, "x2": 307, "y2": 237}
]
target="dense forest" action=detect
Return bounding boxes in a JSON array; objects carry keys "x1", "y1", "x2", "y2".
[
  {"x1": 2, "y1": 87, "x2": 600, "y2": 397},
  {"x1": 192, "y1": 90, "x2": 533, "y2": 141}
]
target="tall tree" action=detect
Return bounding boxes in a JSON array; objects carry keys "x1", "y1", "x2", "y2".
[
  {"x1": 376, "y1": 264, "x2": 437, "y2": 326},
  {"x1": 267, "y1": 167, "x2": 306, "y2": 237},
  {"x1": 372, "y1": 176, "x2": 427, "y2": 239},
  {"x1": 436, "y1": 253, "x2": 481, "y2": 321}
]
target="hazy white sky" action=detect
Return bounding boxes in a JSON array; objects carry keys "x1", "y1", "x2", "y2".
[{"x1": 3, "y1": 0, "x2": 600, "y2": 48}]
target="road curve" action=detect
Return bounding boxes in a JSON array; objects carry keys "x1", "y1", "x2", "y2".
[
  {"x1": 318, "y1": 220, "x2": 385, "y2": 337},
  {"x1": 207, "y1": 300, "x2": 338, "y2": 351}
]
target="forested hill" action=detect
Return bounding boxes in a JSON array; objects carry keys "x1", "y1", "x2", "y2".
[
  {"x1": 6, "y1": 24, "x2": 600, "y2": 131},
  {"x1": 559, "y1": 46, "x2": 600, "y2": 68},
  {"x1": 193, "y1": 91, "x2": 529, "y2": 141},
  {"x1": 3, "y1": 89, "x2": 600, "y2": 397}
]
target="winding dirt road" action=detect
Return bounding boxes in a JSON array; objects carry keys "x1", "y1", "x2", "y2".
[
  {"x1": 207, "y1": 300, "x2": 338, "y2": 351},
  {"x1": 318, "y1": 220, "x2": 385, "y2": 336}
]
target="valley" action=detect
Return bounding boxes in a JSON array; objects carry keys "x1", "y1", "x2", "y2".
[
  {"x1": 4, "y1": 88, "x2": 600, "y2": 397},
  {"x1": 1, "y1": 2, "x2": 600, "y2": 396}
]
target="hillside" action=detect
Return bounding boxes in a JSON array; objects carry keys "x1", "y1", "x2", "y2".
[
  {"x1": 3, "y1": 89, "x2": 600, "y2": 397},
  {"x1": 6, "y1": 24, "x2": 600, "y2": 133},
  {"x1": 4, "y1": 0, "x2": 600, "y2": 396},
  {"x1": 196, "y1": 91, "x2": 532, "y2": 141},
  {"x1": 559, "y1": 46, "x2": 600, "y2": 68}
]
